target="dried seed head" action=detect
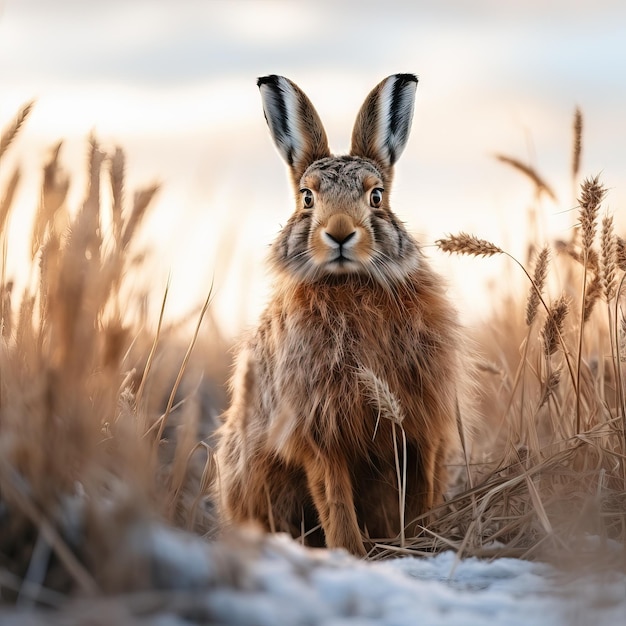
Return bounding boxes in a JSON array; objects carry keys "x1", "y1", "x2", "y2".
[
  {"x1": 0, "y1": 101, "x2": 34, "y2": 161},
  {"x1": 616, "y1": 237, "x2": 626, "y2": 272},
  {"x1": 600, "y1": 215, "x2": 616, "y2": 301},
  {"x1": 541, "y1": 296, "x2": 569, "y2": 356},
  {"x1": 583, "y1": 273, "x2": 602, "y2": 322},
  {"x1": 357, "y1": 367, "x2": 404, "y2": 425},
  {"x1": 526, "y1": 246, "x2": 549, "y2": 327},
  {"x1": 572, "y1": 108, "x2": 583, "y2": 181},
  {"x1": 436, "y1": 233, "x2": 504, "y2": 258},
  {"x1": 578, "y1": 175, "x2": 606, "y2": 254},
  {"x1": 539, "y1": 368, "x2": 562, "y2": 409}
]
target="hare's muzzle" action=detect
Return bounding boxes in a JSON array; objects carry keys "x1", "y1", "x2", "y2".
[{"x1": 322, "y1": 213, "x2": 358, "y2": 248}]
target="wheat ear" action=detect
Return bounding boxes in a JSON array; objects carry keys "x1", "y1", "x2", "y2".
[{"x1": 526, "y1": 246, "x2": 549, "y2": 327}]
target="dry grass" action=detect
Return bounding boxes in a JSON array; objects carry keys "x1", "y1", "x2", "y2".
[
  {"x1": 0, "y1": 104, "x2": 230, "y2": 606},
  {"x1": 0, "y1": 100, "x2": 624, "y2": 617},
  {"x1": 381, "y1": 112, "x2": 626, "y2": 567}
]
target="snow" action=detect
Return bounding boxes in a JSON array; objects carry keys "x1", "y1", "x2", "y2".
[
  {"x1": 2, "y1": 527, "x2": 624, "y2": 624},
  {"x1": 199, "y1": 534, "x2": 626, "y2": 626}
]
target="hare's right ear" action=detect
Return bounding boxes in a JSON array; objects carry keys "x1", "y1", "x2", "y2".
[
  {"x1": 350, "y1": 74, "x2": 418, "y2": 181},
  {"x1": 257, "y1": 75, "x2": 331, "y2": 188}
]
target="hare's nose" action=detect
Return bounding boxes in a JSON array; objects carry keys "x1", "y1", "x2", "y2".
[
  {"x1": 326, "y1": 230, "x2": 356, "y2": 245},
  {"x1": 323, "y1": 214, "x2": 357, "y2": 246}
]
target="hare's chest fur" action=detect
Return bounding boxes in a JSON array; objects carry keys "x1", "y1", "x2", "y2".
[{"x1": 251, "y1": 275, "x2": 459, "y2": 459}]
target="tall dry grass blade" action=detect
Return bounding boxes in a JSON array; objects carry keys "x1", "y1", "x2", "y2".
[
  {"x1": 153, "y1": 281, "x2": 215, "y2": 445},
  {"x1": 572, "y1": 107, "x2": 583, "y2": 183},
  {"x1": 576, "y1": 176, "x2": 606, "y2": 432},
  {"x1": 494, "y1": 154, "x2": 557, "y2": 201},
  {"x1": 391, "y1": 421, "x2": 407, "y2": 547},
  {"x1": 538, "y1": 368, "x2": 561, "y2": 410},
  {"x1": 0, "y1": 167, "x2": 20, "y2": 235},
  {"x1": 1, "y1": 280, "x2": 13, "y2": 339},
  {"x1": 526, "y1": 246, "x2": 549, "y2": 326},
  {"x1": 436, "y1": 233, "x2": 504, "y2": 258},
  {"x1": 31, "y1": 142, "x2": 69, "y2": 260},
  {"x1": 0, "y1": 101, "x2": 34, "y2": 161},
  {"x1": 166, "y1": 388, "x2": 201, "y2": 518},
  {"x1": 615, "y1": 276, "x2": 626, "y2": 461},
  {"x1": 456, "y1": 398, "x2": 474, "y2": 490},
  {"x1": 50, "y1": 135, "x2": 107, "y2": 375},
  {"x1": 109, "y1": 147, "x2": 125, "y2": 249},
  {"x1": 136, "y1": 276, "x2": 170, "y2": 430},
  {"x1": 79, "y1": 135, "x2": 105, "y2": 260},
  {"x1": 122, "y1": 184, "x2": 159, "y2": 249}
]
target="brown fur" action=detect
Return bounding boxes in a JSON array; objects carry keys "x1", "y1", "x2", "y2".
[{"x1": 215, "y1": 75, "x2": 467, "y2": 556}]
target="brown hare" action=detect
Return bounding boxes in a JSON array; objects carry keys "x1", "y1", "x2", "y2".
[{"x1": 215, "y1": 74, "x2": 467, "y2": 556}]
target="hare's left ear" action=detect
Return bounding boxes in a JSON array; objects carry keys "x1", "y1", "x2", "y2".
[
  {"x1": 350, "y1": 74, "x2": 418, "y2": 177},
  {"x1": 258, "y1": 75, "x2": 331, "y2": 189}
]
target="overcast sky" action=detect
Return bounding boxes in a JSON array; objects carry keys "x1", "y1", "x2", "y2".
[{"x1": 2, "y1": 0, "x2": 626, "y2": 329}]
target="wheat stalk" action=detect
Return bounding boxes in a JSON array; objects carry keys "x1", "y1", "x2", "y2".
[
  {"x1": 583, "y1": 273, "x2": 602, "y2": 323},
  {"x1": 357, "y1": 366, "x2": 405, "y2": 425},
  {"x1": 576, "y1": 176, "x2": 606, "y2": 432},
  {"x1": 494, "y1": 154, "x2": 557, "y2": 201},
  {"x1": 616, "y1": 237, "x2": 626, "y2": 272},
  {"x1": 0, "y1": 167, "x2": 20, "y2": 235},
  {"x1": 109, "y1": 147, "x2": 125, "y2": 249},
  {"x1": 538, "y1": 368, "x2": 562, "y2": 410},
  {"x1": 578, "y1": 175, "x2": 605, "y2": 254},
  {"x1": 572, "y1": 107, "x2": 583, "y2": 183},
  {"x1": 0, "y1": 101, "x2": 34, "y2": 161},
  {"x1": 526, "y1": 246, "x2": 549, "y2": 326},
  {"x1": 541, "y1": 296, "x2": 569, "y2": 357},
  {"x1": 436, "y1": 233, "x2": 504, "y2": 257},
  {"x1": 600, "y1": 215, "x2": 617, "y2": 302},
  {"x1": 122, "y1": 185, "x2": 160, "y2": 249}
]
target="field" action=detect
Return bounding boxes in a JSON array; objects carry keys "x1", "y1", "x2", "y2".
[{"x1": 0, "y1": 102, "x2": 624, "y2": 623}]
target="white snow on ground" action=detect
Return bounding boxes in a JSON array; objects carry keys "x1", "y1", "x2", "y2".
[
  {"x1": 2, "y1": 527, "x2": 624, "y2": 625},
  {"x1": 203, "y1": 534, "x2": 626, "y2": 626}
]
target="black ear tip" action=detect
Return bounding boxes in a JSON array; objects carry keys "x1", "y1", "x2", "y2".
[
  {"x1": 257, "y1": 75, "x2": 281, "y2": 89},
  {"x1": 393, "y1": 73, "x2": 419, "y2": 86}
]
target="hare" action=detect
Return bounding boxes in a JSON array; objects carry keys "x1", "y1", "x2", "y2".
[{"x1": 215, "y1": 74, "x2": 467, "y2": 556}]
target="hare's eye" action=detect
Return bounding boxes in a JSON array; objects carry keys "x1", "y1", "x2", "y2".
[
  {"x1": 369, "y1": 187, "x2": 384, "y2": 208},
  {"x1": 301, "y1": 188, "x2": 314, "y2": 209}
]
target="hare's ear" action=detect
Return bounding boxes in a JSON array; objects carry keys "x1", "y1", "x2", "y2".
[
  {"x1": 350, "y1": 74, "x2": 418, "y2": 177},
  {"x1": 257, "y1": 75, "x2": 331, "y2": 187}
]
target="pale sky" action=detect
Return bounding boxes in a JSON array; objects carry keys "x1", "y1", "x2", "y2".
[{"x1": 2, "y1": 0, "x2": 625, "y2": 333}]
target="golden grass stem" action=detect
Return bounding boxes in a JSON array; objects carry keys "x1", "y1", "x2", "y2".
[
  {"x1": 154, "y1": 281, "x2": 214, "y2": 446},
  {"x1": 494, "y1": 154, "x2": 557, "y2": 202},
  {"x1": 135, "y1": 276, "x2": 170, "y2": 430},
  {"x1": 391, "y1": 421, "x2": 407, "y2": 548},
  {"x1": 0, "y1": 101, "x2": 34, "y2": 161},
  {"x1": 572, "y1": 107, "x2": 583, "y2": 186},
  {"x1": 575, "y1": 176, "x2": 606, "y2": 433},
  {"x1": 0, "y1": 167, "x2": 20, "y2": 236},
  {"x1": 526, "y1": 246, "x2": 549, "y2": 327},
  {"x1": 614, "y1": 273, "x2": 626, "y2": 476}
]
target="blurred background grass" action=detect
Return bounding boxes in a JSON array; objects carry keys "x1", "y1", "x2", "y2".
[{"x1": 2, "y1": 0, "x2": 626, "y2": 335}]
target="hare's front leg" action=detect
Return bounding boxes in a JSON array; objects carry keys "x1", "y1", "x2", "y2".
[{"x1": 304, "y1": 456, "x2": 366, "y2": 557}]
